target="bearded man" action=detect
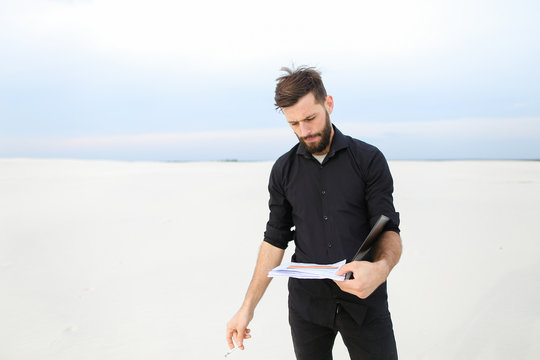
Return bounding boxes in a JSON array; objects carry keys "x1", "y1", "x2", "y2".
[{"x1": 226, "y1": 66, "x2": 402, "y2": 360}]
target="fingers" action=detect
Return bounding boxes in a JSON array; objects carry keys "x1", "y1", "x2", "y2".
[
  {"x1": 226, "y1": 328, "x2": 236, "y2": 349},
  {"x1": 226, "y1": 326, "x2": 249, "y2": 349},
  {"x1": 234, "y1": 328, "x2": 245, "y2": 350},
  {"x1": 231, "y1": 328, "x2": 251, "y2": 349},
  {"x1": 234, "y1": 328, "x2": 252, "y2": 350},
  {"x1": 334, "y1": 279, "x2": 363, "y2": 298},
  {"x1": 335, "y1": 262, "x2": 355, "y2": 276},
  {"x1": 226, "y1": 309, "x2": 254, "y2": 351},
  {"x1": 333, "y1": 279, "x2": 344, "y2": 289},
  {"x1": 334, "y1": 278, "x2": 350, "y2": 290}
]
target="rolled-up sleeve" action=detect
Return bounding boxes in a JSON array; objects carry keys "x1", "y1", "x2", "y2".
[
  {"x1": 364, "y1": 149, "x2": 400, "y2": 233},
  {"x1": 263, "y1": 161, "x2": 295, "y2": 249}
]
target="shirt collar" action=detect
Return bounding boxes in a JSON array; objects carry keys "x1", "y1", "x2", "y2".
[{"x1": 296, "y1": 125, "x2": 349, "y2": 160}]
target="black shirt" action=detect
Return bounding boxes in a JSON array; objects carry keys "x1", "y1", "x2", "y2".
[{"x1": 263, "y1": 126, "x2": 400, "y2": 327}]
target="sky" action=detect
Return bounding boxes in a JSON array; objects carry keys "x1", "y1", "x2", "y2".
[{"x1": 0, "y1": 0, "x2": 539, "y2": 161}]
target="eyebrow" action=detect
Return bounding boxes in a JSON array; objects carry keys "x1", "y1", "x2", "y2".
[{"x1": 288, "y1": 113, "x2": 317, "y2": 123}]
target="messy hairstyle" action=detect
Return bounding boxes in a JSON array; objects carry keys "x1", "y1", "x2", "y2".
[{"x1": 274, "y1": 66, "x2": 327, "y2": 110}]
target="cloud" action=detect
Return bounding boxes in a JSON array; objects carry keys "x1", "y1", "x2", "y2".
[
  {"x1": 1, "y1": 117, "x2": 539, "y2": 160},
  {"x1": 4, "y1": 0, "x2": 525, "y2": 73},
  {"x1": 339, "y1": 117, "x2": 540, "y2": 140},
  {"x1": 0, "y1": 127, "x2": 294, "y2": 160},
  {"x1": 60, "y1": 127, "x2": 292, "y2": 149},
  {"x1": 0, "y1": 1, "x2": 538, "y2": 160}
]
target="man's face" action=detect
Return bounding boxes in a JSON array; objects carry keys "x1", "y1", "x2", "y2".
[{"x1": 282, "y1": 92, "x2": 335, "y2": 155}]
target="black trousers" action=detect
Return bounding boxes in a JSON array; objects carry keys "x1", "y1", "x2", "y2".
[{"x1": 289, "y1": 304, "x2": 397, "y2": 360}]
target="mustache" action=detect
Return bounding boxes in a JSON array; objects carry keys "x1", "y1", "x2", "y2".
[{"x1": 301, "y1": 133, "x2": 322, "y2": 140}]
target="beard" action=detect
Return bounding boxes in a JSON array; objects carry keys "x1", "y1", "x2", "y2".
[{"x1": 298, "y1": 111, "x2": 333, "y2": 154}]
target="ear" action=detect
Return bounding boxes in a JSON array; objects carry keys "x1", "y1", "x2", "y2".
[{"x1": 324, "y1": 95, "x2": 334, "y2": 114}]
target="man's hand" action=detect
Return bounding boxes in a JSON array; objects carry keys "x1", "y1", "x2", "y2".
[
  {"x1": 334, "y1": 260, "x2": 390, "y2": 299},
  {"x1": 336, "y1": 231, "x2": 402, "y2": 299},
  {"x1": 226, "y1": 306, "x2": 254, "y2": 351},
  {"x1": 224, "y1": 242, "x2": 285, "y2": 351}
]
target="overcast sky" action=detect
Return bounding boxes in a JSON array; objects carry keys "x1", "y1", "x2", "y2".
[{"x1": 1, "y1": 0, "x2": 539, "y2": 160}]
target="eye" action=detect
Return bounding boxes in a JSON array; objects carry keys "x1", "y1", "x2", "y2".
[{"x1": 290, "y1": 122, "x2": 299, "y2": 126}]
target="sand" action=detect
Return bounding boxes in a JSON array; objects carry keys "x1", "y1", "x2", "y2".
[{"x1": 1, "y1": 159, "x2": 539, "y2": 359}]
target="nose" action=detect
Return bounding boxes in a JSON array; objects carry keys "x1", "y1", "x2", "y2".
[{"x1": 298, "y1": 121, "x2": 311, "y2": 137}]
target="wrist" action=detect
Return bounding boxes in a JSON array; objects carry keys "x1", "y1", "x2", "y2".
[
  {"x1": 240, "y1": 302, "x2": 256, "y2": 314},
  {"x1": 375, "y1": 258, "x2": 391, "y2": 279}
]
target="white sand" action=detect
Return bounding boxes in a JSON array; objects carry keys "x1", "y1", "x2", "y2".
[{"x1": 1, "y1": 159, "x2": 539, "y2": 359}]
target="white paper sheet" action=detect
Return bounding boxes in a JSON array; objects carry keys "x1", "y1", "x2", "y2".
[{"x1": 268, "y1": 259, "x2": 346, "y2": 281}]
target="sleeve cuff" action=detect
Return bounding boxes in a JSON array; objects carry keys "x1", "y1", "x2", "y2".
[{"x1": 263, "y1": 237, "x2": 289, "y2": 250}]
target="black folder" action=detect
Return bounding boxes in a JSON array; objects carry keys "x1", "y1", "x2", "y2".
[{"x1": 345, "y1": 215, "x2": 389, "y2": 280}]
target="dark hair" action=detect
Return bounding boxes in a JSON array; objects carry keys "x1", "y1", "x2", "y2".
[{"x1": 274, "y1": 66, "x2": 327, "y2": 109}]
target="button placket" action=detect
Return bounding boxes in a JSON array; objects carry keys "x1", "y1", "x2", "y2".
[{"x1": 320, "y1": 167, "x2": 333, "y2": 251}]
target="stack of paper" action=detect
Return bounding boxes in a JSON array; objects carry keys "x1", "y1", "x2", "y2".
[{"x1": 268, "y1": 259, "x2": 346, "y2": 281}]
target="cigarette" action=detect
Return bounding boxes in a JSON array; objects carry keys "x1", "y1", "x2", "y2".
[{"x1": 224, "y1": 346, "x2": 239, "y2": 357}]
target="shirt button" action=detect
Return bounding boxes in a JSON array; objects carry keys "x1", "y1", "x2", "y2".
[
  {"x1": 321, "y1": 190, "x2": 326, "y2": 195},
  {"x1": 328, "y1": 242, "x2": 332, "y2": 248},
  {"x1": 323, "y1": 215, "x2": 328, "y2": 220}
]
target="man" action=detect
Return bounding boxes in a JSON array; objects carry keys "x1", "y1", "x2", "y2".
[{"x1": 226, "y1": 66, "x2": 402, "y2": 360}]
